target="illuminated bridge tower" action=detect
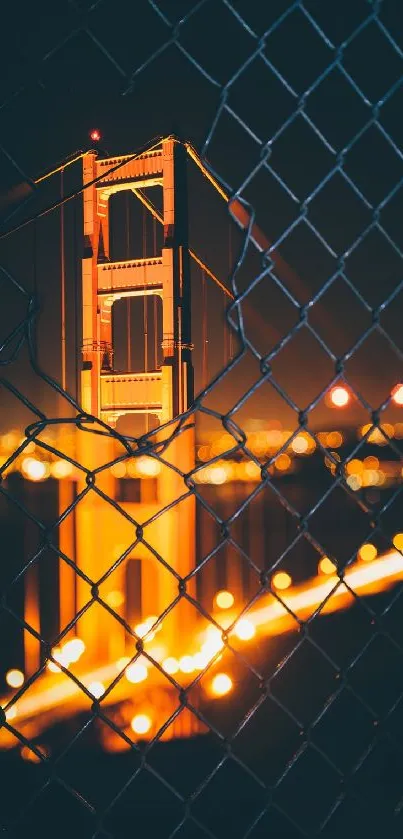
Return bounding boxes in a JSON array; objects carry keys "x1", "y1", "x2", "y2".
[{"x1": 60, "y1": 139, "x2": 196, "y2": 666}]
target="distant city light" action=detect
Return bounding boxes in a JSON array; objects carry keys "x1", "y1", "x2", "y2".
[
  {"x1": 125, "y1": 662, "x2": 148, "y2": 684},
  {"x1": 319, "y1": 556, "x2": 337, "y2": 575},
  {"x1": 215, "y1": 590, "x2": 234, "y2": 610},
  {"x1": 62, "y1": 638, "x2": 85, "y2": 664},
  {"x1": 392, "y1": 384, "x2": 403, "y2": 406},
  {"x1": 162, "y1": 657, "x2": 179, "y2": 675},
  {"x1": 272, "y1": 572, "x2": 292, "y2": 591},
  {"x1": 329, "y1": 386, "x2": 350, "y2": 408},
  {"x1": 5, "y1": 669, "x2": 24, "y2": 689},
  {"x1": 89, "y1": 129, "x2": 101, "y2": 142},
  {"x1": 211, "y1": 673, "x2": 233, "y2": 697},
  {"x1": 234, "y1": 618, "x2": 255, "y2": 641},
  {"x1": 131, "y1": 714, "x2": 151, "y2": 735},
  {"x1": 88, "y1": 681, "x2": 105, "y2": 698},
  {"x1": 358, "y1": 543, "x2": 377, "y2": 563},
  {"x1": 179, "y1": 655, "x2": 195, "y2": 674},
  {"x1": 50, "y1": 459, "x2": 74, "y2": 479},
  {"x1": 21, "y1": 457, "x2": 48, "y2": 481},
  {"x1": 393, "y1": 533, "x2": 403, "y2": 552},
  {"x1": 275, "y1": 453, "x2": 291, "y2": 472},
  {"x1": 291, "y1": 435, "x2": 309, "y2": 454}
]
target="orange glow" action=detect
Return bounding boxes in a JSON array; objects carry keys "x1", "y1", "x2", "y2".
[
  {"x1": 88, "y1": 681, "x2": 105, "y2": 698},
  {"x1": 393, "y1": 533, "x2": 403, "y2": 552},
  {"x1": 272, "y1": 572, "x2": 292, "y2": 591},
  {"x1": 211, "y1": 673, "x2": 233, "y2": 697},
  {"x1": 329, "y1": 386, "x2": 350, "y2": 408},
  {"x1": 233, "y1": 618, "x2": 255, "y2": 641},
  {"x1": 275, "y1": 453, "x2": 291, "y2": 472},
  {"x1": 319, "y1": 556, "x2": 337, "y2": 575},
  {"x1": 162, "y1": 657, "x2": 179, "y2": 675},
  {"x1": 326, "y1": 431, "x2": 343, "y2": 448},
  {"x1": 358, "y1": 543, "x2": 377, "y2": 562},
  {"x1": 291, "y1": 435, "x2": 309, "y2": 454},
  {"x1": 130, "y1": 714, "x2": 151, "y2": 735},
  {"x1": 21, "y1": 457, "x2": 48, "y2": 481},
  {"x1": 90, "y1": 129, "x2": 101, "y2": 142},
  {"x1": 51, "y1": 459, "x2": 74, "y2": 479},
  {"x1": 215, "y1": 590, "x2": 234, "y2": 609},
  {"x1": 392, "y1": 384, "x2": 403, "y2": 406},
  {"x1": 125, "y1": 662, "x2": 148, "y2": 684},
  {"x1": 179, "y1": 655, "x2": 195, "y2": 674},
  {"x1": 5, "y1": 669, "x2": 24, "y2": 689}
]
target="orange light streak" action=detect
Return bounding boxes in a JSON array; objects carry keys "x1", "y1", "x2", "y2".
[{"x1": 2, "y1": 551, "x2": 403, "y2": 746}]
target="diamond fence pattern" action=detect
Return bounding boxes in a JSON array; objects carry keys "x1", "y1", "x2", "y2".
[{"x1": 1, "y1": 1, "x2": 403, "y2": 837}]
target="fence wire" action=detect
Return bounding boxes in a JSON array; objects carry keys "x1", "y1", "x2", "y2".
[{"x1": 1, "y1": 1, "x2": 403, "y2": 837}]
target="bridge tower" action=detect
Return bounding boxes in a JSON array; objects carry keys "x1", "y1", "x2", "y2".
[{"x1": 59, "y1": 138, "x2": 196, "y2": 666}]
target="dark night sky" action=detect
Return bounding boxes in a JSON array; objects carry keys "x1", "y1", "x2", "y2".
[{"x1": 1, "y1": 0, "x2": 403, "y2": 435}]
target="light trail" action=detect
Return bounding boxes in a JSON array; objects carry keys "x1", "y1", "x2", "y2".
[{"x1": 1, "y1": 551, "x2": 403, "y2": 747}]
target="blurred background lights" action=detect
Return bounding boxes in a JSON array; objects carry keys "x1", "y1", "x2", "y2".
[
  {"x1": 211, "y1": 673, "x2": 233, "y2": 697},
  {"x1": 272, "y1": 572, "x2": 292, "y2": 591},
  {"x1": 125, "y1": 662, "x2": 148, "y2": 684},
  {"x1": 393, "y1": 533, "x2": 403, "y2": 552},
  {"x1": 358, "y1": 544, "x2": 377, "y2": 562},
  {"x1": 319, "y1": 556, "x2": 337, "y2": 575},
  {"x1": 131, "y1": 714, "x2": 151, "y2": 735},
  {"x1": 234, "y1": 618, "x2": 255, "y2": 641},
  {"x1": 5, "y1": 669, "x2": 24, "y2": 689},
  {"x1": 329, "y1": 386, "x2": 350, "y2": 408},
  {"x1": 215, "y1": 590, "x2": 234, "y2": 609},
  {"x1": 392, "y1": 384, "x2": 403, "y2": 406},
  {"x1": 88, "y1": 681, "x2": 105, "y2": 698}
]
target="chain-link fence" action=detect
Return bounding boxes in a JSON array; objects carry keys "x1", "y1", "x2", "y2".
[{"x1": 1, "y1": 1, "x2": 403, "y2": 836}]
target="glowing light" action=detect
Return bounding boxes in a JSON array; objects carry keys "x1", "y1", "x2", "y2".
[
  {"x1": 234, "y1": 618, "x2": 255, "y2": 641},
  {"x1": 116, "y1": 657, "x2": 130, "y2": 672},
  {"x1": 136, "y1": 457, "x2": 160, "y2": 477},
  {"x1": 179, "y1": 655, "x2": 195, "y2": 674},
  {"x1": 215, "y1": 590, "x2": 234, "y2": 610},
  {"x1": 209, "y1": 466, "x2": 228, "y2": 485},
  {"x1": 358, "y1": 543, "x2": 377, "y2": 562},
  {"x1": 319, "y1": 556, "x2": 337, "y2": 575},
  {"x1": 275, "y1": 453, "x2": 291, "y2": 472},
  {"x1": 202, "y1": 626, "x2": 224, "y2": 659},
  {"x1": 21, "y1": 745, "x2": 42, "y2": 763},
  {"x1": 291, "y1": 435, "x2": 309, "y2": 454},
  {"x1": 50, "y1": 459, "x2": 73, "y2": 479},
  {"x1": 346, "y1": 474, "x2": 362, "y2": 491},
  {"x1": 21, "y1": 457, "x2": 48, "y2": 481},
  {"x1": 393, "y1": 533, "x2": 403, "y2": 552},
  {"x1": 125, "y1": 661, "x2": 148, "y2": 684},
  {"x1": 363, "y1": 456, "x2": 379, "y2": 470},
  {"x1": 134, "y1": 619, "x2": 155, "y2": 641},
  {"x1": 5, "y1": 705, "x2": 17, "y2": 721},
  {"x1": 326, "y1": 431, "x2": 343, "y2": 448},
  {"x1": 272, "y1": 572, "x2": 292, "y2": 591},
  {"x1": 105, "y1": 590, "x2": 125, "y2": 609},
  {"x1": 329, "y1": 386, "x2": 350, "y2": 408},
  {"x1": 63, "y1": 638, "x2": 85, "y2": 664},
  {"x1": 392, "y1": 384, "x2": 403, "y2": 406},
  {"x1": 130, "y1": 714, "x2": 151, "y2": 735},
  {"x1": 47, "y1": 648, "x2": 64, "y2": 673},
  {"x1": 5, "y1": 669, "x2": 24, "y2": 689},
  {"x1": 90, "y1": 129, "x2": 101, "y2": 142},
  {"x1": 346, "y1": 459, "x2": 363, "y2": 475},
  {"x1": 162, "y1": 657, "x2": 179, "y2": 675},
  {"x1": 88, "y1": 681, "x2": 105, "y2": 698},
  {"x1": 211, "y1": 673, "x2": 233, "y2": 697}
]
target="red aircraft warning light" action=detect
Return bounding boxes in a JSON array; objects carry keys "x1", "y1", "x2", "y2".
[
  {"x1": 329, "y1": 385, "x2": 350, "y2": 408},
  {"x1": 89, "y1": 129, "x2": 101, "y2": 143},
  {"x1": 392, "y1": 384, "x2": 403, "y2": 406}
]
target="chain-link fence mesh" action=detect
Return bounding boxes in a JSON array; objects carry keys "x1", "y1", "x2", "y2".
[{"x1": 1, "y1": 1, "x2": 403, "y2": 836}]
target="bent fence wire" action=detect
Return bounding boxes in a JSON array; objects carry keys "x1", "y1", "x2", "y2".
[{"x1": 1, "y1": 0, "x2": 403, "y2": 836}]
